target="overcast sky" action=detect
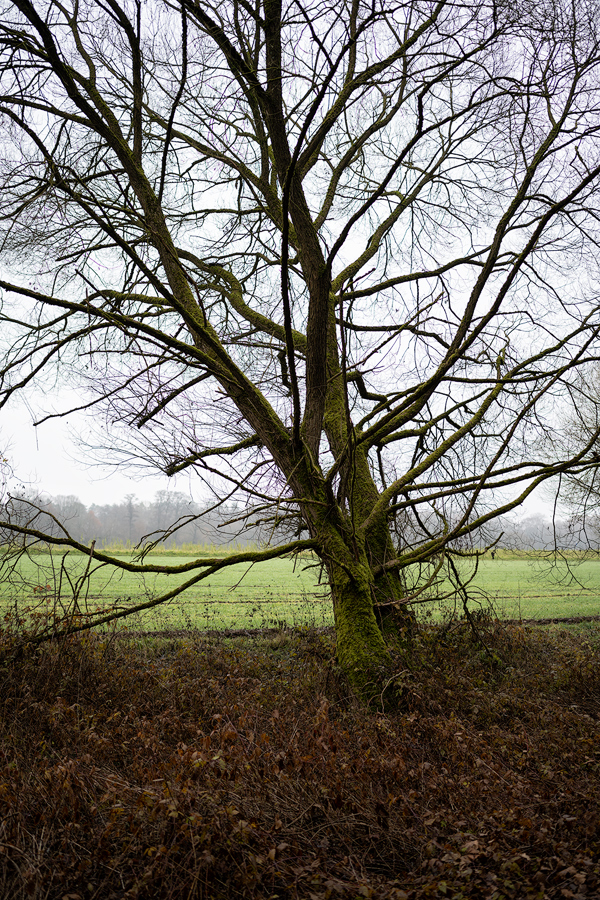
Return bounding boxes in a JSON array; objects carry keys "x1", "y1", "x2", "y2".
[
  {"x1": 2, "y1": 393, "x2": 557, "y2": 518},
  {"x1": 3, "y1": 399, "x2": 191, "y2": 506}
]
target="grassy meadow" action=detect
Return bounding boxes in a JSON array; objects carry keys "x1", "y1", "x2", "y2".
[
  {"x1": 422, "y1": 555, "x2": 600, "y2": 622},
  {"x1": 2, "y1": 546, "x2": 600, "y2": 631},
  {"x1": 0, "y1": 550, "x2": 330, "y2": 631}
]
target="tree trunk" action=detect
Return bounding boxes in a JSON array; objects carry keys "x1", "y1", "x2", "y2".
[
  {"x1": 337, "y1": 442, "x2": 415, "y2": 638},
  {"x1": 305, "y1": 488, "x2": 402, "y2": 704},
  {"x1": 320, "y1": 309, "x2": 413, "y2": 643},
  {"x1": 326, "y1": 552, "x2": 394, "y2": 705}
]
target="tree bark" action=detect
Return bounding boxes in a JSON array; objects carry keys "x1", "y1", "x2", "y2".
[
  {"x1": 313, "y1": 517, "x2": 393, "y2": 703},
  {"x1": 328, "y1": 555, "x2": 394, "y2": 704}
]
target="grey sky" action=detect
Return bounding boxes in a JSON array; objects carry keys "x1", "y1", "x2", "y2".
[
  {"x1": 3, "y1": 400, "x2": 189, "y2": 505},
  {"x1": 2, "y1": 396, "x2": 553, "y2": 518}
]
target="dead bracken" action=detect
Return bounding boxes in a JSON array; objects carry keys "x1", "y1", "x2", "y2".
[{"x1": 0, "y1": 617, "x2": 599, "y2": 898}]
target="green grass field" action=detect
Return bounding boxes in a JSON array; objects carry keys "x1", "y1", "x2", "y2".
[
  {"x1": 0, "y1": 551, "x2": 331, "y2": 631},
  {"x1": 424, "y1": 556, "x2": 600, "y2": 621},
  {"x1": 2, "y1": 548, "x2": 600, "y2": 631}
]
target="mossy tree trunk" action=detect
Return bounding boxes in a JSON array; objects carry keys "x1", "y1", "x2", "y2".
[
  {"x1": 282, "y1": 446, "x2": 408, "y2": 702},
  {"x1": 305, "y1": 506, "x2": 397, "y2": 704},
  {"x1": 320, "y1": 314, "x2": 413, "y2": 652},
  {"x1": 327, "y1": 554, "x2": 393, "y2": 704}
]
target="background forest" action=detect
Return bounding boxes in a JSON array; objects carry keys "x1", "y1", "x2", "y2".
[{"x1": 1, "y1": 488, "x2": 593, "y2": 551}]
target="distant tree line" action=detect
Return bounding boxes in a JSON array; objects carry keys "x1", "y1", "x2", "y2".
[
  {"x1": 0, "y1": 491, "x2": 266, "y2": 549},
  {"x1": 479, "y1": 515, "x2": 599, "y2": 553},
  {"x1": 0, "y1": 484, "x2": 592, "y2": 554},
  {"x1": 414, "y1": 512, "x2": 597, "y2": 554}
]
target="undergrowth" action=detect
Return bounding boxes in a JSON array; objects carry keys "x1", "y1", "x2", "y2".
[{"x1": 0, "y1": 616, "x2": 599, "y2": 898}]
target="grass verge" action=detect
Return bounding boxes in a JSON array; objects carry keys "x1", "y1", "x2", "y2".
[{"x1": 1, "y1": 616, "x2": 599, "y2": 898}]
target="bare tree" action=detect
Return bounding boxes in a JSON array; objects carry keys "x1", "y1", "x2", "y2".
[{"x1": 2, "y1": 0, "x2": 600, "y2": 699}]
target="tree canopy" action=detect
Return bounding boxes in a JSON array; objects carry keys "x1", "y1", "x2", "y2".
[{"x1": 2, "y1": 0, "x2": 600, "y2": 699}]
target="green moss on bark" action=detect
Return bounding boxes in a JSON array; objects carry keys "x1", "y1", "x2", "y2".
[{"x1": 324, "y1": 545, "x2": 394, "y2": 706}]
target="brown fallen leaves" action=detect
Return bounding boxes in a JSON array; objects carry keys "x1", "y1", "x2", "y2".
[{"x1": 0, "y1": 618, "x2": 599, "y2": 899}]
